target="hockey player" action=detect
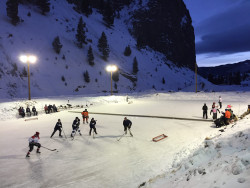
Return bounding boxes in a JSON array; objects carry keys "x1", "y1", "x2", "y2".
[
  {"x1": 89, "y1": 118, "x2": 97, "y2": 135},
  {"x1": 81, "y1": 109, "x2": 89, "y2": 124},
  {"x1": 71, "y1": 117, "x2": 81, "y2": 137},
  {"x1": 50, "y1": 119, "x2": 63, "y2": 138},
  {"x1": 123, "y1": 117, "x2": 132, "y2": 134},
  {"x1": 202, "y1": 103, "x2": 208, "y2": 119},
  {"x1": 26, "y1": 132, "x2": 41, "y2": 157}
]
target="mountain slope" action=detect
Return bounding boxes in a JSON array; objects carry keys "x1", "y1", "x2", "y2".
[{"x1": 0, "y1": 0, "x2": 248, "y2": 99}]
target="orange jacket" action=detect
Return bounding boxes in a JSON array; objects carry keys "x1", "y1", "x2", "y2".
[
  {"x1": 225, "y1": 111, "x2": 231, "y2": 119},
  {"x1": 81, "y1": 111, "x2": 88, "y2": 117}
]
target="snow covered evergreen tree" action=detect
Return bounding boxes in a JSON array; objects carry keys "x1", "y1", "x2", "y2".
[
  {"x1": 6, "y1": 0, "x2": 20, "y2": 25},
  {"x1": 87, "y1": 45, "x2": 95, "y2": 66},
  {"x1": 52, "y1": 36, "x2": 63, "y2": 54},
  {"x1": 98, "y1": 32, "x2": 110, "y2": 61},
  {"x1": 75, "y1": 17, "x2": 86, "y2": 48}
]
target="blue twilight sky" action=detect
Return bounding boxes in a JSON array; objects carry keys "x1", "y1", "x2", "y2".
[{"x1": 183, "y1": 0, "x2": 250, "y2": 67}]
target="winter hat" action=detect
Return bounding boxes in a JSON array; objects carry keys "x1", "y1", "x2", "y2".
[{"x1": 35, "y1": 132, "x2": 40, "y2": 135}]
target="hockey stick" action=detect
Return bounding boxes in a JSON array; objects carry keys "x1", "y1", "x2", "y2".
[
  {"x1": 41, "y1": 146, "x2": 57, "y2": 151},
  {"x1": 62, "y1": 128, "x2": 67, "y2": 139},
  {"x1": 128, "y1": 129, "x2": 133, "y2": 137},
  {"x1": 117, "y1": 133, "x2": 125, "y2": 141}
]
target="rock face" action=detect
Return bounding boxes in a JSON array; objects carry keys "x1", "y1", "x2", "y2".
[{"x1": 131, "y1": 0, "x2": 196, "y2": 70}]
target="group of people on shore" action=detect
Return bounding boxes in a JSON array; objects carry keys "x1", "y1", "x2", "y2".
[
  {"x1": 202, "y1": 96, "x2": 236, "y2": 127},
  {"x1": 26, "y1": 108, "x2": 133, "y2": 157},
  {"x1": 18, "y1": 106, "x2": 38, "y2": 117},
  {"x1": 44, "y1": 104, "x2": 58, "y2": 114}
]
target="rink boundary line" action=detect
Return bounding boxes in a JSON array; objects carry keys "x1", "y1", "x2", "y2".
[{"x1": 68, "y1": 111, "x2": 213, "y2": 122}]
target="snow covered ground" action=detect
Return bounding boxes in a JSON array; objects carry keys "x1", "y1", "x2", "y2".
[{"x1": 0, "y1": 92, "x2": 249, "y2": 188}]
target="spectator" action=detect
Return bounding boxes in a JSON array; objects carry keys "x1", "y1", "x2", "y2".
[{"x1": 32, "y1": 106, "x2": 38, "y2": 116}]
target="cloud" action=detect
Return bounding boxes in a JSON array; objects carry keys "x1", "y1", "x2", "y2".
[
  {"x1": 196, "y1": 24, "x2": 250, "y2": 54},
  {"x1": 195, "y1": 0, "x2": 250, "y2": 54}
]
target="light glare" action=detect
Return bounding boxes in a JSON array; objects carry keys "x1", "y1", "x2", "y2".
[
  {"x1": 19, "y1": 55, "x2": 37, "y2": 63},
  {"x1": 106, "y1": 65, "x2": 117, "y2": 72},
  {"x1": 19, "y1": 55, "x2": 28, "y2": 63}
]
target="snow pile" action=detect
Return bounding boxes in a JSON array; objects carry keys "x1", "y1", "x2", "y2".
[{"x1": 144, "y1": 117, "x2": 250, "y2": 188}]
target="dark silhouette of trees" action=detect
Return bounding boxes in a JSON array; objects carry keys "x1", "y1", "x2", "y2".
[
  {"x1": 37, "y1": 0, "x2": 50, "y2": 15},
  {"x1": 133, "y1": 57, "x2": 139, "y2": 74},
  {"x1": 75, "y1": 17, "x2": 87, "y2": 48},
  {"x1": 87, "y1": 45, "x2": 95, "y2": 66},
  {"x1": 6, "y1": 0, "x2": 20, "y2": 25},
  {"x1": 52, "y1": 36, "x2": 63, "y2": 54},
  {"x1": 124, "y1": 45, "x2": 131, "y2": 56},
  {"x1": 83, "y1": 70, "x2": 90, "y2": 83},
  {"x1": 102, "y1": 0, "x2": 114, "y2": 27},
  {"x1": 98, "y1": 32, "x2": 110, "y2": 61}
]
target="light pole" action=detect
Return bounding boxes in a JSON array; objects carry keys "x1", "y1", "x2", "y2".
[
  {"x1": 106, "y1": 65, "x2": 117, "y2": 95},
  {"x1": 19, "y1": 55, "x2": 37, "y2": 100}
]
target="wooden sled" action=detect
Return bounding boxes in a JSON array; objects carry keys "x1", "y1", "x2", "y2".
[
  {"x1": 25, "y1": 117, "x2": 38, "y2": 121},
  {"x1": 152, "y1": 134, "x2": 168, "y2": 142}
]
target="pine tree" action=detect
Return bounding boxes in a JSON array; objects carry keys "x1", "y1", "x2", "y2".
[
  {"x1": 22, "y1": 67, "x2": 27, "y2": 77},
  {"x1": 83, "y1": 70, "x2": 90, "y2": 83},
  {"x1": 162, "y1": 77, "x2": 165, "y2": 84},
  {"x1": 87, "y1": 45, "x2": 95, "y2": 66},
  {"x1": 6, "y1": 0, "x2": 20, "y2": 25},
  {"x1": 98, "y1": 32, "x2": 110, "y2": 61},
  {"x1": 75, "y1": 17, "x2": 86, "y2": 48},
  {"x1": 37, "y1": 0, "x2": 50, "y2": 15},
  {"x1": 103, "y1": 0, "x2": 114, "y2": 27},
  {"x1": 133, "y1": 57, "x2": 139, "y2": 74},
  {"x1": 124, "y1": 45, "x2": 131, "y2": 56},
  {"x1": 52, "y1": 36, "x2": 63, "y2": 54}
]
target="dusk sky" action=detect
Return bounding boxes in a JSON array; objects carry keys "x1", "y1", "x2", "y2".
[{"x1": 183, "y1": 0, "x2": 250, "y2": 67}]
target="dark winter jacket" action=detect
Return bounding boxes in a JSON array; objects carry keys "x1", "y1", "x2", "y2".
[
  {"x1": 72, "y1": 119, "x2": 80, "y2": 129},
  {"x1": 202, "y1": 105, "x2": 208, "y2": 111},
  {"x1": 123, "y1": 119, "x2": 132, "y2": 128},
  {"x1": 54, "y1": 121, "x2": 62, "y2": 130},
  {"x1": 89, "y1": 120, "x2": 96, "y2": 128},
  {"x1": 32, "y1": 107, "x2": 36, "y2": 112}
]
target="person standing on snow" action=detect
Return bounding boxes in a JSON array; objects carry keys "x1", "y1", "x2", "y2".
[
  {"x1": 26, "y1": 132, "x2": 41, "y2": 157},
  {"x1": 81, "y1": 109, "x2": 89, "y2": 124},
  {"x1": 50, "y1": 119, "x2": 63, "y2": 138},
  {"x1": 89, "y1": 118, "x2": 97, "y2": 135},
  {"x1": 123, "y1": 117, "x2": 132, "y2": 134},
  {"x1": 218, "y1": 96, "x2": 222, "y2": 109},
  {"x1": 210, "y1": 106, "x2": 220, "y2": 120},
  {"x1": 71, "y1": 117, "x2": 81, "y2": 137},
  {"x1": 202, "y1": 103, "x2": 208, "y2": 119},
  {"x1": 212, "y1": 102, "x2": 216, "y2": 109}
]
